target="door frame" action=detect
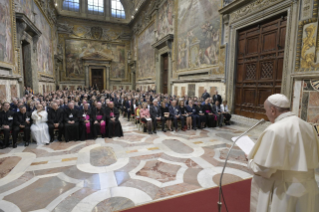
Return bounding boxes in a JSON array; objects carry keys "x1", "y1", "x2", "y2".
[
  {"x1": 224, "y1": 0, "x2": 297, "y2": 114},
  {"x1": 89, "y1": 66, "x2": 106, "y2": 90},
  {"x1": 161, "y1": 53, "x2": 169, "y2": 94}
]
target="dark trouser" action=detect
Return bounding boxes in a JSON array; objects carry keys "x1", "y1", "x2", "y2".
[
  {"x1": 216, "y1": 114, "x2": 224, "y2": 127},
  {"x1": 93, "y1": 121, "x2": 105, "y2": 138},
  {"x1": 79, "y1": 121, "x2": 92, "y2": 141},
  {"x1": 127, "y1": 109, "x2": 131, "y2": 121},
  {"x1": 64, "y1": 123, "x2": 79, "y2": 142},
  {"x1": 205, "y1": 114, "x2": 216, "y2": 127},
  {"x1": 141, "y1": 118, "x2": 153, "y2": 133},
  {"x1": 223, "y1": 113, "x2": 231, "y2": 124},
  {"x1": 191, "y1": 115, "x2": 200, "y2": 128},
  {"x1": 0, "y1": 128, "x2": 12, "y2": 148},
  {"x1": 106, "y1": 120, "x2": 123, "y2": 138},
  {"x1": 199, "y1": 115, "x2": 206, "y2": 127},
  {"x1": 48, "y1": 123, "x2": 64, "y2": 142},
  {"x1": 152, "y1": 117, "x2": 166, "y2": 131},
  {"x1": 12, "y1": 126, "x2": 30, "y2": 145},
  {"x1": 171, "y1": 116, "x2": 184, "y2": 130}
]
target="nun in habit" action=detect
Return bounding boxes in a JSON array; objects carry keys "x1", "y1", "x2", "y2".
[
  {"x1": 31, "y1": 104, "x2": 50, "y2": 145},
  {"x1": 248, "y1": 94, "x2": 319, "y2": 212}
]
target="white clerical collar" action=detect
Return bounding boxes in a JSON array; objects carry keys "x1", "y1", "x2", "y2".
[{"x1": 275, "y1": 112, "x2": 295, "y2": 123}]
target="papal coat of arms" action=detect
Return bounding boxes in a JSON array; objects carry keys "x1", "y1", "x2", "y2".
[{"x1": 91, "y1": 27, "x2": 103, "y2": 40}]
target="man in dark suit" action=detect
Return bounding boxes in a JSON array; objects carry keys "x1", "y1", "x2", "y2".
[
  {"x1": 201, "y1": 89, "x2": 210, "y2": 101},
  {"x1": 213, "y1": 91, "x2": 222, "y2": 104},
  {"x1": 12, "y1": 105, "x2": 31, "y2": 147},
  {"x1": 64, "y1": 102, "x2": 79, "y2": 142},
  {"x1": 169, "y1": 100, "x2": 182, "y2": 131},
  {"x1": 10, "y1": 98, "x2": 18, "y2": 112},
  {"x1": 212, "y1": 100, "x2": 224, "y2": 127},
  {"x1": 150, "y1": 100, "x2": 163, "y2": 133},
  {"x1": 92, "y1": 102, "x2": 106, "y2": 138},
  {"x1": 48, "y1": 102, "x2": 64, "y2": 142},
  {"x1": 0, "y1": 102, "x2": 15, "y2": 149},
  {"x1": 126, "y1": 97, "x2": 133, "y2": 121}
]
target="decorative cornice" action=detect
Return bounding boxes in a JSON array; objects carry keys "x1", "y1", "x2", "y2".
[
  {"x1": 219, "y1": 0, "x2": 255, "y2": 15},
  {"x1": 152, "y1": 34, "x2": 174, "y2": 49},
  {"x1": 81, "y1": 52, "x2": 113, "y2": 61},
  {"x1": 15, "y1": 13, "x2": 42, "y2": 38}
]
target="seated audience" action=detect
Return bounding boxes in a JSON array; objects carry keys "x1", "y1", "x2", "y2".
[
  {"x1": 160, "y1": 101, "x2": 170, "y2": 132},
  {"x1": 31, "y1": 104, "x2": 50, "y2": 145},
  {"x1": 140, "y1": 102, "x2": 153, "y2": 134},
  {"x1": 150, "y1": 100, "x2": 162, "y2": 133},
  {"x1": 93, "y1": 102, "x2": 106, "y2": 138},
  {"x1": 202, "y1": 98, "x2": 216, "y2": 128},
  {"x1": 0, "y1": 102, "x2": 14, "y2": 149},
  {"x1": 105, "y1": 102, "x2": 123, "y2": 138},
  {"x1": 48, "y1": 102, "x2": 64, "y2": 142},
  {"x1": 13, "y1": 105, "x2": 32, "y2": 147},
  {"x1": 221, "y1": 100, "x2": 231, "y2": 125},
  {"x1": 64, "y1": 102, "x2": 79, "y2": 142}
]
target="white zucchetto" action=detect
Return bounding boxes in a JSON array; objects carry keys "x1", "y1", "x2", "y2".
[{"x1": 267, "y1": 94, "x2": 290, "y2": 108}]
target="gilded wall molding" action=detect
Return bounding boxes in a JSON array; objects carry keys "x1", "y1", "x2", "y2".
[
  {"x1": 295, "y1": 0, "x2": 319, "y2": 72},
  {"x1": 230, "y1": 0, "x2": 285, "y2": 23}
]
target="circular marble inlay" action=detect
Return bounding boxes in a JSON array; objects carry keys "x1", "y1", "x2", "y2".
[
  {"x1": 136, "y1": 160, "x2": 181, "y2": 183},
  {"x1": 0, "y1": 156, "x2": 21, "y2": 179},
  {"x1": 90, "y1": 146, "x2": 117, "y2": 167},
  {"x1": 212, "y1": 173, "x2": 243, "y2": 186},
  {"x1": 163, "y1": 139, "x2": 194, "y2": 154},
  {"x1": 92, "y1": 197, "x2": 135, "y2": 212}
]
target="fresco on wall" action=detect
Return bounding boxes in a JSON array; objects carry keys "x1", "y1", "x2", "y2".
[
  {"x1": 34, "y1": 4, "x2": 53, "y2": 74},
  {"x1": 177, "y1": 0, "x2": 220, "y2": 71},
  {"x1": 157, "y1": 0, "x2": 174, "y2": 40},
  {"x1": 65, "y1": 40, "x2": 126, "y2": 79},
  {"x1": 137, "y1": 23, "x2": 155, "y2": 79},
  {"x1": 0, "y1": 0, "x2": 13, "y2": 64},
  {"x1": 15, "y1": 0, "x2": 33, "y2": 20}
]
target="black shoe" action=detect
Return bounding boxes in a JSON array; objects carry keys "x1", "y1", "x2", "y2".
[
  {"x1": 45, "y1": 143, "x2": 50, "y2": 145},
  {"x1": 162, "y1": 129, "x2": 166, "y2": 132},
  {"x1": 148, "y1": 132, "x2": 153, "y2": 135},
  {"x1": 153, "y1": 131, "x2": 157, "y2": 134},
  {"x1": 0, "y1": 146, "x2": 5, "y2": 149},
  {"x1": 193, "y1": 127, "x2": 197, "y2": 130},
  {"x1": 25, "y1": 142, "x2": 29, "y2": 147},
  {"x1": 58, "y1": 137, "x2": 62, "y2": 142},
  {"x1": 13, "y1": 143, "x2": 17, "y2": 148},
  {"x1": 65, "y1": 140, "x2": 69, "y2": 143}
]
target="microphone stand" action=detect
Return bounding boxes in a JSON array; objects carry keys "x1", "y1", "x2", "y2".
[{"x1": 217, "y1": 119, "x2": 265, "y2": 212}]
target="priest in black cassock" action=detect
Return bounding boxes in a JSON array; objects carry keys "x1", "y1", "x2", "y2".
[
  {"x1": 105, "y1": 102, "x2": 123, "y2": 138},
  {"x1": 48, "y1": 103, "x2": 64, "y2": 142},
  {"x1": 12, "y1": 105, "x2": 31, "y2": 147},
  {"x1": 64, "y1": 102, "x2": 79, "y2": 142},
  {"x1": 0, "y1": 102, "x2": 15, "y2": 149}
]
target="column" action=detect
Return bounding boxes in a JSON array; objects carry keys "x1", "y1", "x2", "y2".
[
  {"x1": 106, "y1": 66, "x2": 110, "y2": 90},
  {"x1": 85, "y1": 65, "x2": 89, "y2": 87},
  {"x1": 167, "y1": 51, "x2": 172, "y2": 95}
]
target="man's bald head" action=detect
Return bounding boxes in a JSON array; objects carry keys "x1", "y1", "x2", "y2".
[
  {"x1": 68, "y1": 102, "x2": 74, "y2": 110},
  {"x1": 96, "y1": 102, "x2": 102, "y2": 109}
]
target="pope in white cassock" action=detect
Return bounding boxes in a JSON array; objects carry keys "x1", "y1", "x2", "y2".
[
  {"x1": 31, "y1": 104, "x2": 50, "y2": 145},
  {"x1": 248, "y1": 94, "x2": 319, "y2": 212}
]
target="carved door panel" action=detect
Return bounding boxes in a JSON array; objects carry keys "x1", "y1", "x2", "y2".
[
  {"x1": 91, "y1": 69, "x2": 104, "y2": 91},
  {"x1": 235, "y1": 15, "x2": 287, "y2": 120},
  {"x1": 162, "y1": 54, "x2": 168, "y2": 94}
]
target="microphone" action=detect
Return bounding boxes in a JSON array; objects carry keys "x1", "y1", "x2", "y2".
[{"x1": 217, "y1": 118, "x2": 265, "y2": 212}]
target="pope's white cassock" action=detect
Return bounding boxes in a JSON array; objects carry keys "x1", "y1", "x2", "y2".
[
  {"x1": 248, "y1": 111, "x2": 319, "y2": 212},
  {"x1": 31, "y1": 110, "x2": 50, "y2": 145}
]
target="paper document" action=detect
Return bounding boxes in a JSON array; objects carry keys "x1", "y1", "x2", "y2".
[
  {"x1": 145, "y1": 118, "x2": 152, "y2": 121},
  {"x1": 231, "y1": 135, "x2": 255, "y2": 155}
]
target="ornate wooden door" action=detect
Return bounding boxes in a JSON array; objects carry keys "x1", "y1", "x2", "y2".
[
  {"x1": 91, "y1": 69, "x2": 104, "y2": 91},
  {"x1": 162, "y1": 54, "x2": 168, "y2": 94},
  {"x1": 235, "y1": 15, "x2": 287, "y2": 120}
]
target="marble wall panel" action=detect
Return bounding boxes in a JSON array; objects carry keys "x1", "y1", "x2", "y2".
[
  {"x1": 15, "y1": 0, "x2": 33, "y2": 21},
  {"x1": 0, "y1": 84, "x2": 6, "y2": 101},
  {"x1": 301, "y1": 92, "x2": 309, "y2": 121},
  {"x1": 0, "y1": 0, "x2": 13, "y2": 64},
  {"x1": 10, "y1": 84, "x2": 17, "y2": 98},
  {"x1": 173, "y1": 82, "x2": 225, "y2": 99},
  {"x1": 181, "y1": 86, "x2": 186, "y2": 96}
]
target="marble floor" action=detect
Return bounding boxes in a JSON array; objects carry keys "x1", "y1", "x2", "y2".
[{"x1": 0, "y1": 118, "x2": 318, "y2": 212}]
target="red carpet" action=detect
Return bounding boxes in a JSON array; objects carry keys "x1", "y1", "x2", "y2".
[{"x1": 120, "y1": 178, "x2": 252, "y2": 212}]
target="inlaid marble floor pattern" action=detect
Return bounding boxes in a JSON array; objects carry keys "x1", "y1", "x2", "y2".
[{"x1": 0, "y1": 118, "x2": 318, "y2": 212}]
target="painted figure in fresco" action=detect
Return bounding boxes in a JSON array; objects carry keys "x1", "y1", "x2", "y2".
[{"x1": 0, "y1": 0, "x2": 12, "y2": 63}]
